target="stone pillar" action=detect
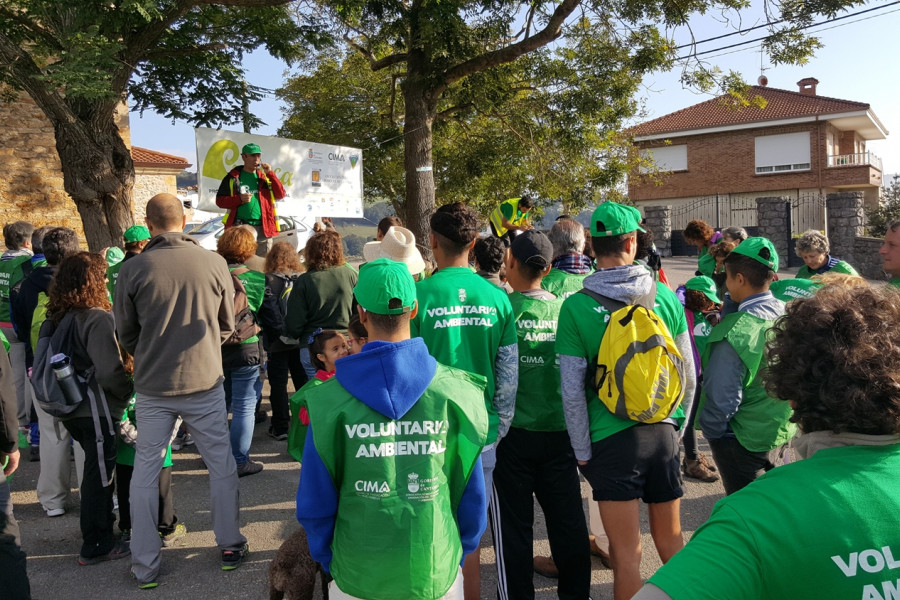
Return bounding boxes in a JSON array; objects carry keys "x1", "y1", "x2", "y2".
[
  {"x1": 644, "y1": 205, "x2": 672, "y2": 257},
  {"x1": 755, "y1": 197, "x2": 790, "y2": 270},
  {"x1": 825, "y1": 191, "x2": 865, "y2": 265}
]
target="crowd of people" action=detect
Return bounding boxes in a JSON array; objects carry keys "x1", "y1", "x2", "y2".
[{"x1": 1, "y1": 190, "x2": 900, "y2": 600}]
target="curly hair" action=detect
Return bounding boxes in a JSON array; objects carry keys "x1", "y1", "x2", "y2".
[
  {"x1": 684, "y1": 289, "x2": 717, "y2": 313},
  {"x1": 304, "y1": 230, "x2": 345, "y2": 271},
  {"x1": 265, "y1": 241, "x2": 304, "y2": 275},
  {"x1": 46, "y1": 252, "x2": 111, "y2": 324},
  {"x1": 473, "y1": 236, "x2": 506, "y2": 273},
  {"x1": 764, "y1": 284, "x2": 900, "y2": 435},
  {"x1": 708, "y1": 240, "x2": 737, "y2": 262},
  {"x1": 217, "y1": 227, "x2": 257, "y2": 264},
  {"x1": 795, "y1": 230, "x2": 829, "y2": 256},
  {"x1": 683, "y1": 219, "x2": 715, "y2": 245}
]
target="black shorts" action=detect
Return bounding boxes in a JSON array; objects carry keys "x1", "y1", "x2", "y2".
[{"x1": 578, "y1": 422, "x2": 683, "y2": 504}]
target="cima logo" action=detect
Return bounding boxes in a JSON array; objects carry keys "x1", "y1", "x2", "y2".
[{"x1": 355, "y1": 480, "x2": 390, "y2": 493}]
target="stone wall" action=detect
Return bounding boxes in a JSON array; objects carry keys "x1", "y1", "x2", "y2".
[
  {"x1": 0, "y1": 92, "x2": 85, "y2": 242},
  {"x1": 133, "y1": 172, "x2": 177, "y2": 226},
  {"x1": 826, "y1": 192, "x2": 865, "y2": 264},
  {"x1": 853, "y1": 237, "x2": 887, "y2": 281},
  {"x1": 755, "y1": 197, "x2": 790, "y2": 269},
  {"x1": 644, "y1": 205, "x2": 672, "y2": 257}
]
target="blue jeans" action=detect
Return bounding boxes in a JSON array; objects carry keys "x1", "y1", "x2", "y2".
[
  {"x1": 299, "y1": 347, "x2": 317, "y2": 378},
  {"x1": 224, "y1": 365, "x2": 260, "y2": 466}
]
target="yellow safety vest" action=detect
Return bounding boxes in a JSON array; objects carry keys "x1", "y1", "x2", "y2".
[{"x1": 489, "y1": 198, "x2": 528, "y2": 237}]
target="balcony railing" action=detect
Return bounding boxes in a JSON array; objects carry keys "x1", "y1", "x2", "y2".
[{"x1": 827, "y1": 151, "x2": 883, "y2": 172}]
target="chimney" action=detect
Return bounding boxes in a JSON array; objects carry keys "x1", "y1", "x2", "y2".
[{"x1": 797, "y1": 77, "x2": 819, "y2": 96}]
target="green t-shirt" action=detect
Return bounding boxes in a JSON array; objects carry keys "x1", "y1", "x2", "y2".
[
  {"x1": 500, "y1": 201, "x2": 525, "y2": 224},
  {"x1": 770, "y1": 278, "x2": 821, "y2": 303},
  {"x1": 116, "y1": 397, "x2": 173, "y2": 468},
  {"x1": 556, "y1": 280, "x2": 688, "y2": 441},
  {"x1": 509, "y1": 292, "x2": 566, "y2": 431},
  {"x1": 232, "y1": 266, "x2": 265, "y2": 345},
  {"x1": 697, "y1": 247, "x2": 717, "y2": 277},
  {"x1": 0, "y1": 255, "x2": 30, "y2": 323},
  {"x1": 411, "y1": 266, "x2": 516, "y2": 444},
  {"x1": 795, "y1": 259, "x2": 858, "y2": 280},
  {"x1": 235, "y1": 170, "x2": 262, "y2": 223},
  {"x1": 649, "y1": 443, "x2": 900, "y2": 600},
  {"x1": 690, "y1": 310, "x2": 714, "y2": 358},
  {"x1": 107, "y1": 260, "x2": 123, "y2": 301},
  {"x1": 541, "y1": 268, "x2": 590, "y2": 300}
]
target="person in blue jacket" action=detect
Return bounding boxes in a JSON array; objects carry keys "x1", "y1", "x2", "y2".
[{"x1": 296, "y1": 258, "x2": 489, "y2": 600}]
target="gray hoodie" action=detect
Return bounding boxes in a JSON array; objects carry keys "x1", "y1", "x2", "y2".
[{"x1": 560, "y1": 264, "x2": 696, "y2": 461}]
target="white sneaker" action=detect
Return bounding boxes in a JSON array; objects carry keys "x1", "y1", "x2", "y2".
[{"x1": 46, "y1": 508, "x2": 65, "y2": 517}]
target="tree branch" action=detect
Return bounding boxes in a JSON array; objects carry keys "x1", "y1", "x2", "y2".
[
  {"x1": 0, "y1": 8, "x2": 63, "y2": 51},
  {"x1": 346, "y1": 36, "x2": 408, "y2": 71},
  {"x1": 0, "y1": 31, "x2": 71, "y2": 125},
  {"x1": 189, "y1": 0, "x2": 292, "y2": 6},
  {"x1": 436, "y1": 103, "x2": 473, "y2": 121},
  {"x1": 440, "y1": 0, "x2": 581, "y2": 90},
  {"x1": 142, "y1": 43, "x2": 228, "y2": 61}
]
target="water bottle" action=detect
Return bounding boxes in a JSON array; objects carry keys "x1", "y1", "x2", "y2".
[{"x1": 50, "y1": 353, "x2": 82, "y2": 406}]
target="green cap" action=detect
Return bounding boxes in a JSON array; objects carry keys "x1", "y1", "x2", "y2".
[
  {"x1": 123, "y1": 225, "x2": 151, "y2": 243},
  {"x1": 241, "y1": 143, "x2": 262, "y2": 155},
  {"x1": 730, "y1": 236, "x2": 779, "y2": 271},
  {"x1": 685, "y1": 276, "x2": 720, "y2": 305},
  {"x1": 354, "y1": 258, "x2": 417, "y2": 315},
  {"x1": 590, "y1": 201, "x2": 645, "y2": 237},
  {"x1": 105, "y1": 246, "x2": 124, "y2": 267}
]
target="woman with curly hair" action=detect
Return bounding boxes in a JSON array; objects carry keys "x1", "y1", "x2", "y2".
[
  {"x1": 285, "y1": 229, "x2": 357, "y2": 377},
  {"x1": 216, "y1": 226, "x2": 280, "y2": 477},
  {"x1": 683, "y1": 219, "x2": 722, "y2": 277},
  {"x1": 635, "y1": 282, "x2": 900, "y2": 600},
  {"x1": 794, "y1": 229, "x2": 858, "y2": 279},
  {"x1": 262, "y1": 242, "x2": 308, "y2": 440},
  {"x1": 46, "y1": 252, "x2": 133, "y2": 564}
]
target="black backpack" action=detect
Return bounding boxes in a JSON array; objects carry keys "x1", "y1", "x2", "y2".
[{"x1": 31, "y1": 311, "x2": 116, "y2": 485}]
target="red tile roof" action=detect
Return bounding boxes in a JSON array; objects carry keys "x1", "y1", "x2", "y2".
[
  {"x1": 630, "y1": 85, "x2": 870, "y2": 138},
  {"x1": 131, "y1": 146, "x2": 192, "y2": 169}
]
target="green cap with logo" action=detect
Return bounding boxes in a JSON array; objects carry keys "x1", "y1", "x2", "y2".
[
  {"x1": 685, "y1": 276, "x2": 720, "y2": 305},
  {"x1": 241, "y1": 143, "x2": 262, "y2": 155},
  {"x1": 590, "y1": 201, "x2": 646, "y2": 237},
  {"x1": 730, "y1": 236, "x2": 779, "y2": 271},
  {"x1": 123, "y1": 225, "x2": 151, "y2": 243},
  {"x1": 355, "y1": 258, "x2": 417, "y2": 315}
]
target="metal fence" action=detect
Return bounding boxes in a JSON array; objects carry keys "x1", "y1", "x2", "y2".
[
  {"x1": 669, "y1": 195, "x2": 759, "y2": 232},
  {"x1": 787, "y1": 194, "x2": 827, "y2": 267}
]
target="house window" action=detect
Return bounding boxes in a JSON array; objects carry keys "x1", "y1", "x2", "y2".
[
  {"x1": 754, "y1": 132, "x2": 811, "y2": 174},
  {"x1": 641, "y1": 145, "x2": 687, "y2": 173}
]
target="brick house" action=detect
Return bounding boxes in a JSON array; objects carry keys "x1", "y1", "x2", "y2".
[{"x1": 627, "y1": 78, "x2": 888, "y2": 237}]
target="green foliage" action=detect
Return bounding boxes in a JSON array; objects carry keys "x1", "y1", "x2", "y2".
[
  {"x1": 342, "y1": 233, "x2": 367, "y2": 257},
  {"x1": 866, "y1": 176, "x2": 900, "y2": 238}
]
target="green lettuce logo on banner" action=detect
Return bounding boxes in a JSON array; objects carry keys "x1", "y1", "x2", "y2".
[{"x1": 202, "y1": 140, "x2": 241, "y2": 180}]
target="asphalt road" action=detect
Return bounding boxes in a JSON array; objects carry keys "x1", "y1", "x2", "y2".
[{"x1": 12, "y1": 257, "x2": 773, "y2": 600}]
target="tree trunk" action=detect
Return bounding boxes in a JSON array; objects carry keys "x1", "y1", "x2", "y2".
[
  {"x1": 53, "y1": 103, "x2": 135, "y2": 251},
  {"x1": 400, "y1": 58, "x2": 439, "y2": 260}
]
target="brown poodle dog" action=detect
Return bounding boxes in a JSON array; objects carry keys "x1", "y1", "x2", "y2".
[{"x1": 268, "y1": 527, "x2": 331, "y2": 600}]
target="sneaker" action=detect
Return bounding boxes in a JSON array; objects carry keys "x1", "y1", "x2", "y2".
[
  {"x1": 160, "y1": 523, "x2": 187, "y2": 548},
  {"x1": 236, "y1": 460, "x2": 263, "y2": 478},
  {"x1": 221, "y1": 543, "x2": 249, "y2": 571},
  {"x1": 29, "y1": 445, "x2": 40, "y2": 462},
  {"x1": 171, "y1": 431, "x2": 194, "y2": 451},
  {"x1": 78, "y1": 540, "x2": 131, "y2": 566},
  {"x1": 132, "y1": 570, "x2": 158, "y2": 590},
  {"x1": 46, "y1": 507, "x2": 65, "y2": 517},
  {"x1": 683, "y1": 457, "x2": 720, "y2": 483},
  {"x1": 267, "y1": 426, "x2": 288, "y2": 441},
  {"x1": 120, "y1": 529, "x2": 132, "y2": 543}
]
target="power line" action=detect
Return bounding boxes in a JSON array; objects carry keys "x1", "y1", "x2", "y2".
[{"x1": 675, "y1": 0, "x2": 900, "y2": 60}]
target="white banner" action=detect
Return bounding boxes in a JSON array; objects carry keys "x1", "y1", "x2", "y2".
[{"x1": 195, "y1": 127, "x2": 364, "y2": 218}]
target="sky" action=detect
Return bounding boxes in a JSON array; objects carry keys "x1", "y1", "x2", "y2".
[{"x1": 129, "y1": 1, "x2": 900, "y2": 179}]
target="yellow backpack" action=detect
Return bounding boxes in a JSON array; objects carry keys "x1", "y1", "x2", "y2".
[{"x1": 580, "y1": 283, "x2": 685, "y2": 423}]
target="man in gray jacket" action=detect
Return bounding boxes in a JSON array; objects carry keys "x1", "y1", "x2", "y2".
[{"x1": 114, "y1": 193, "x2": 247, "y2": 589}]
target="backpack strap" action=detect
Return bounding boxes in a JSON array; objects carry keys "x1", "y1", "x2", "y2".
[
  {"x1": 85, "y1": 369, "x2": 115, "y2": 487},
  {"x1": 577, "y1": 279, "x2": 657, "y2": 312}
]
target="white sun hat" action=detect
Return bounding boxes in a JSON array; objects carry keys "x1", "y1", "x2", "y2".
[{"x1": 362, "y1": 226, "x2": 426, "y2": 275}]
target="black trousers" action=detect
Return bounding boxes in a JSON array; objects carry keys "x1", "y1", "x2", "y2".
[
  {"x1": 682, "y1": 381, "x2": 703, "y2": 461},
  {"x1": 267, "y1": 348, "x2": 307, "y2": 433},
  {"x1": 708, "y1": 436, "x2": 782, "y2": 495},
  {"x1": 493, "y1": 428, "x2": 591, "y2": 600},
  {"x1": 0, "y1": 473, "x2": 30, "y2": 599},
  {"x1": 63, "y1": 416, "x2": 118, "y2": 558},
  {"x1": 116, "y1": 463, "x2": 176, "y2": 534}
]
